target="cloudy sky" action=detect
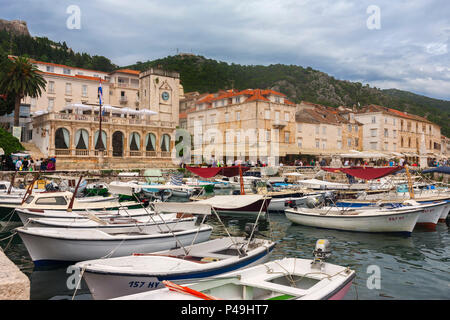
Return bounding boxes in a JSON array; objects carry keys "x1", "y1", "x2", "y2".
[{"x1": 3, "y1": 0, "x2": 450, "y2": 100}]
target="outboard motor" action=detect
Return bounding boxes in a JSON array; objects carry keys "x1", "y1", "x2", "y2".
[
  {"x1": 306, "y1": 196, "x2": 321, "y2": 208},
  {"x1": 323, "y1": 191, "x2": 336, "y2": 206},
  {"x1": 311, "y1": 239, "x2": 331, "y2": 269}
]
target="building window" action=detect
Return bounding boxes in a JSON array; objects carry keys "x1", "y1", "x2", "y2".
[
  {"x1": 266, "y1": 130, "x2": 271, "y2": 142},
  {"x1": 46, "y1": 65, "x2": 54, "y2": 73},
  {"x1": 384, "y1": 129, "x2": 388, "y2": 137},
  {"x1": 297, "y1": 123, "x2": 302, "y2": 132},
  {"x1": 370, "y1": 129, "x2": 377, "y2": 137},
  {"x1": 322, "y1": 141, "x2": 326, "y2": 150},
  {"x1": 370, "y1": 142, "x2": 378, "y2": 150},
  {"x1": 354, "y1": 138, "x2": 359, "y2": 146},
  {"x1": 285, "y1": 132, "x2": 290, "y2": 144},
  {"x1": 284, "y1": 112, "x2": 290, "y2": 122},
  {"x1": 275, "y1": 96, "x2": 280, "y2": 103},
  {"x1": 48, "y1": 98, "x2": 55, "y2": 111},
  {"x1": 235, "y1": 96, "x2": 241, "y2": 104},
  {"x1": 371, "y1": 116, "x2": 376, "y2": 124},
  {"x1": 210, "y1": 115, "x2": 216, "y2": 124},
  {"x1": 347, "y1": 138, "x2": 352, "y2": 147},
  {"x1": 297, "y1": 138, "x2": 302, "y2": 148},
  {"x1": 315, "y1": 139, "x2": 320, "y2": 148},
  {"x1": 63, "y1": 68, "x2": 71, "y2": 75},
  {"x1": 65, "y1": 83, "x2": 72, "y2": 95},
  {"x1": 393, "y1": 130, "x2": 397, "y2": 138},
  {"x1": 82, "y1": 85, "x2": 88, "y2": 97},
  {"x1": 48, "y1": 81, "x2": 55, "y2": 93},
  {"x1": 236, "y1": 111, "x2": 240, "y2": 121},
  {"x1": 315, "y1": 126, "x2": 320, "y2": 135},
  {"x1": 348, "y1": 124, "x2": 352, "y2": 132},
  {"x1": 265, "y1": 110, "x2": 270, "y2": 119},
  {"x1": 354, "y1": 125, "x2": 358, "y2": 132}
]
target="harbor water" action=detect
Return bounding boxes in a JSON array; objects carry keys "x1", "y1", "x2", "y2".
[{"x1": 0, "y1": 198, "x2": 449, "y2": 300}]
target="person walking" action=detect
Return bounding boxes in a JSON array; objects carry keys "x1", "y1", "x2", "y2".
[{"x1": 15, "y1": 158, "x2": 22, "y2": 171}]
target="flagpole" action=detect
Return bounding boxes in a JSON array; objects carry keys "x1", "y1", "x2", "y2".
[{"x1": 98, "y1": 81, "x2": 104, "y2": 168}]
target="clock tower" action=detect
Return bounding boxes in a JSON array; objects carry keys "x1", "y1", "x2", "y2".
[{"x1": 139, "y1": 68, "x2": 180, "y2": 126}]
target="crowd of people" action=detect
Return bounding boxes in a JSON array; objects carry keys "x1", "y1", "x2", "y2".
[{"x1": 1, "y1": 155, "x2": 56, "y2": 171}]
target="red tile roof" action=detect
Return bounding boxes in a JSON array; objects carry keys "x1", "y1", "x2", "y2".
[
  {"x1": 113, "y1": 69, "x2": 140, "y2": 75},
  {"x1": 41, "y1": 71, "x2": 107, "y2": 83},
  {"x1": 195, "y1": 88, "x2": 291, "y2": 105},
  {"x1": 361, "y1": 104, "x2": 432, "y2": 124}
]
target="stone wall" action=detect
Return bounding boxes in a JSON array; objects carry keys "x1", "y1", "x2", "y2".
[{"x1": 0, "y1": 250, "x2": 30, "y2": 300}]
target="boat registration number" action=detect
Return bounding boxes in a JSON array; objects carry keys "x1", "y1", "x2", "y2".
[
  {"x1": 128, "y1": 281, "x2": 161, "y2": 289},
  {"x1": 388, "y1": 216, "x2": 404, "y2": 221}
]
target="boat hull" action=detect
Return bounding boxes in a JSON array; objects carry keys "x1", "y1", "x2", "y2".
[
  {"x1": 415, "y1": 203, "x2": 445, "y2": 230},
  {"x1": 285, "y1": 208, "x2": 421, "y2": 235},
  {"x1": 16, "y1": 227, "x2": 212, "y2": 266},
  {"x1": 15, "y1": 208, "x2": 153, "y2": 225},
  {"x1": 80, "y1": 243, "x2": 275, "y2": 300}
]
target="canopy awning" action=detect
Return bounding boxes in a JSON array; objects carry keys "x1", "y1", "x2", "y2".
[
  {"x1": 186, "y1": 165, "x2": 250, "y2": 178},
  {"x1": 422, "y1": 166, "x2": 450, "y2": 175},
  {"x1": 321, "y1": 166, "x2": 403, "y2": 180},
  {"x1": 62, "y1": 103, "x2": 158, "y2": 116},
  {"x1": 153, "y1": 202, "x2": 212, "y2": 215}
]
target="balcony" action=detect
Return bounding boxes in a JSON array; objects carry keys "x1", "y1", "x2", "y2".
[
  {"x1": 37, "y1": 112, "x2": 175, "y2": 128},
  {"x1": 272, "y1": 120, "x2": 286, "y2": 129},
  {"x1": 119, "y1": 96, "x2": 128, "y2": 104}
]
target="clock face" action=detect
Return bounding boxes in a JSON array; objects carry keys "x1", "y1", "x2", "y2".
[{"x1": 162, "y1": 91, "x2": 170, "y2": 101}]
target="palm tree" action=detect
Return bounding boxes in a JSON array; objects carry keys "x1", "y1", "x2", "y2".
[{"x1": 0, "y1": 56, "x2": 46, "y2": 127}]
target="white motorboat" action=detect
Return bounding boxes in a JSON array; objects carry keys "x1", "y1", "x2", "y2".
[
  {"x1": 193, "y1": 195, "x2": 271, "y2": 219},
  {"x1": 113, "y1": 240, "x2": 355, "y2": 300},
  {"x1": 335, "y1": 200, "x2": 447, "y2": 230},
  {"x1": 76, "y1": 237, "x2": 275, "y2": 300},
  {"x1": 16, "y1": 224, "x2": 212, "y2": 266},
  {"x1": 400, "y1": 200, "x2": 446, "y2": 230},
  {"x1": 25, "y1": 212, "x2": 197, "y2": 232},
  {"x1": 15, "y1": 207, "x2": 154, "y2": 225},
  {"x1": 267, "y1": 193, "x2": 325, "y2": 212},
  {"x1": 285, "y1": 205, "x2": 423, "y2": 235},
  {"x1": 16, "y1": 201, "x2": 214, "y2": 266}
]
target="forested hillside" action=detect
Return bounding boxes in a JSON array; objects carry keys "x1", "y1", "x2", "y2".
[{"x1": 125, "y1": 55, "x2": 450, "y2": 136}]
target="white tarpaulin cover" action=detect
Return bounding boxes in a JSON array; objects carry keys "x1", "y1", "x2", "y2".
[
  {"x1": 153, "y1": 202, "x2": 212, "y2": 215},
  {"x1": 195, "y1": 195, "x2": 266, "y2": 209}
]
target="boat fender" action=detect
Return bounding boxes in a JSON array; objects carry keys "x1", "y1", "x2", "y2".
[{"x1": 200, "y1": 257, "x2": 220, "y2": 263}]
